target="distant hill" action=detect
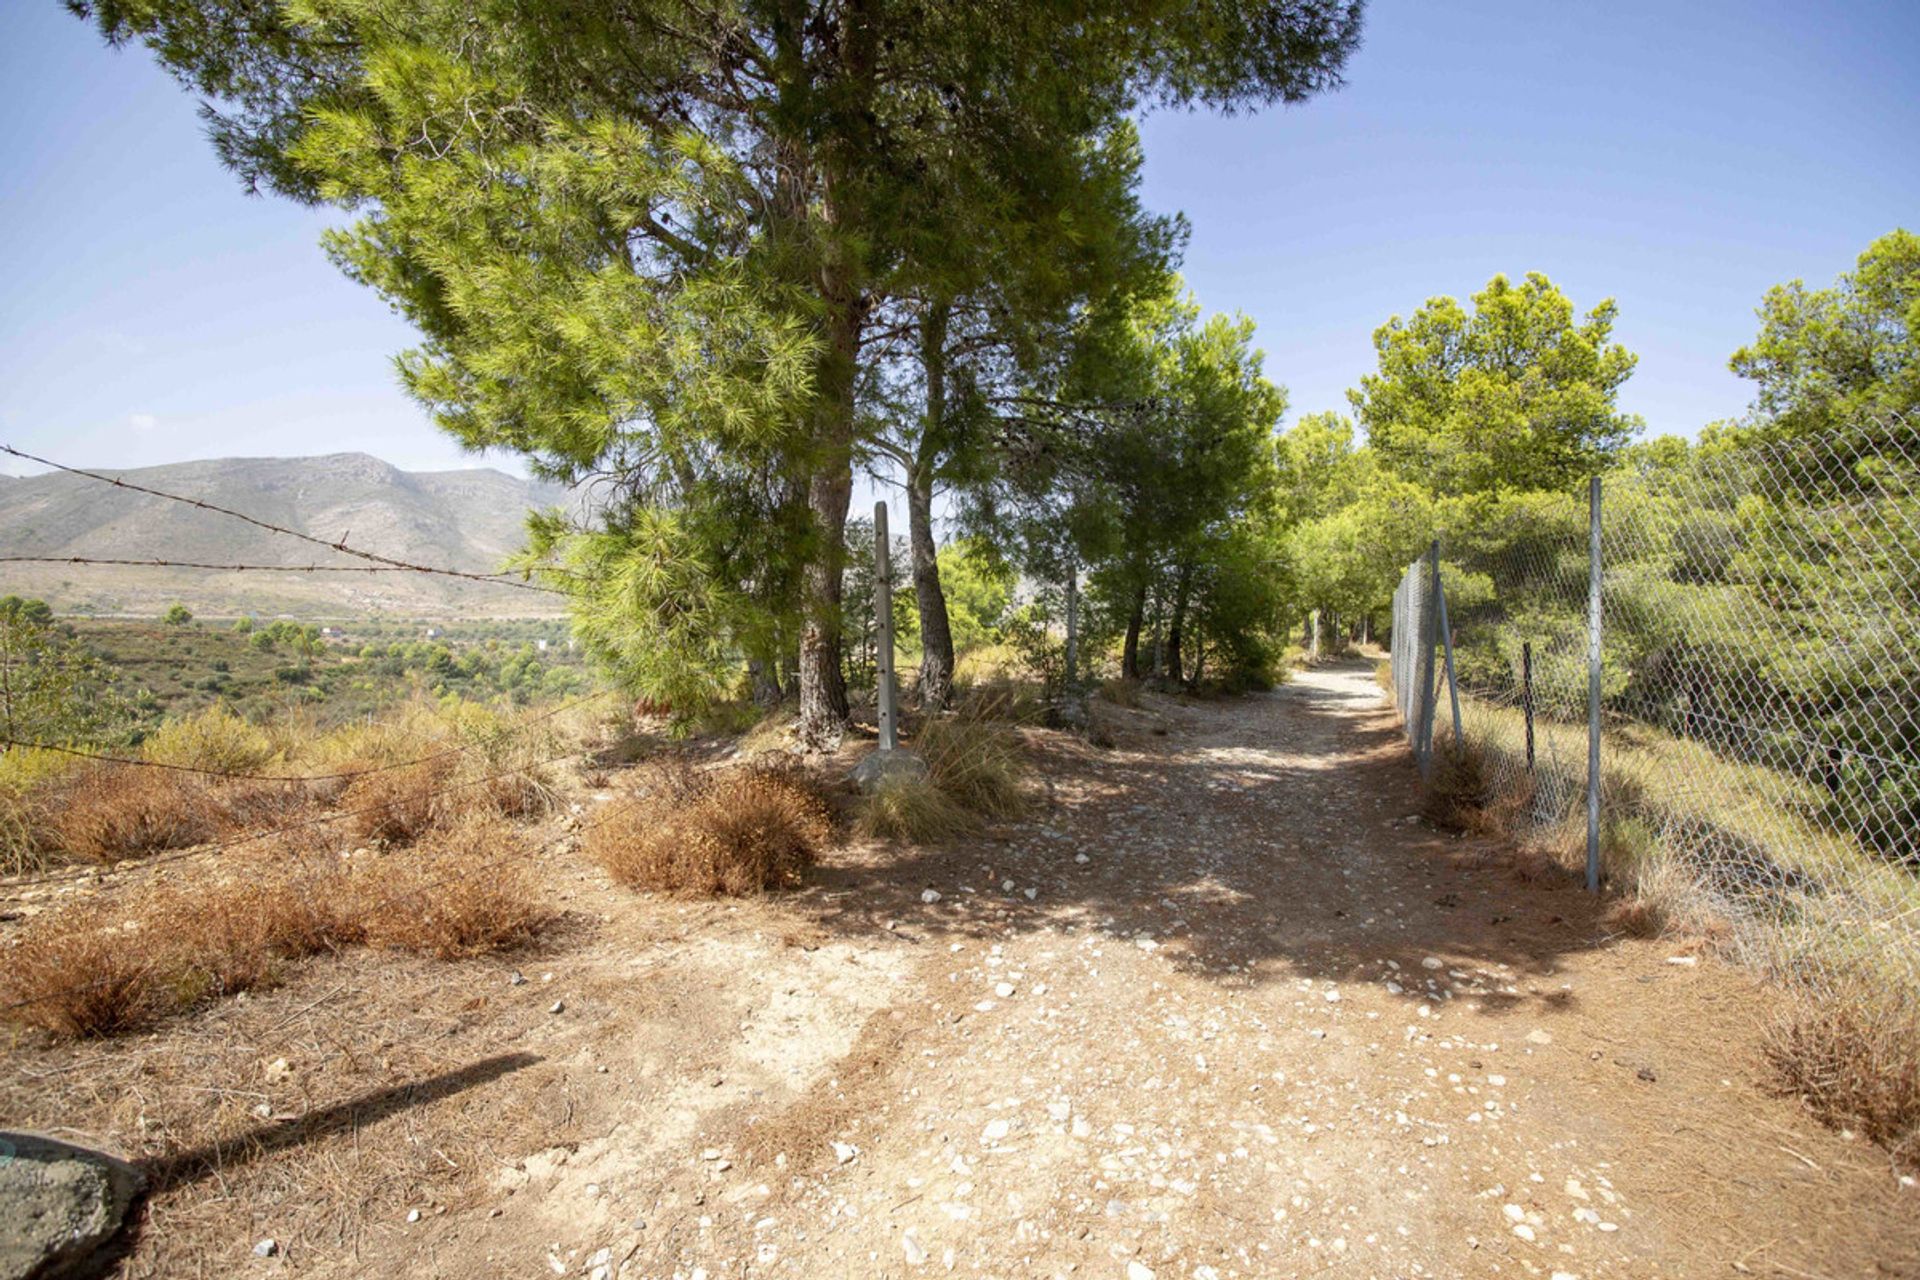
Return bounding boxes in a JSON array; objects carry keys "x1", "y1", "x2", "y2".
[{"x1": 0, "y1": 453, "x2": 574, "y2": 617}]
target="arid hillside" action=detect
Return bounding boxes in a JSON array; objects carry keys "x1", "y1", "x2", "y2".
[{"x1": 0, "y1": 454, "x2": 572, "y2": 617}]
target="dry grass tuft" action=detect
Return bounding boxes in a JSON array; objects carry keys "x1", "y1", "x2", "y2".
[
  {"x1": 211, "y1": 778, "x2": 322, "y2": 835},
  {"x1": 1603, "y1": 893, "x2": 1668, "y2": 937},
  {"x1": 340, "y1": 757, "x2": 452, "y2": 844},
  {"x1": 45, "y1": 765, "x2": 220, "y2": 863},
  {"x1": 916, "y1": 708, "x2": 1027, "y2": 821},
  {"x1": 359, "y1": 816, "x2": 549, "y2": 959},
  {"x1": 857, "y1": 774, "x2": 973, "y2": 842},
  {"x1": 476, "y1": 770, "x2": 556, "y2": 820},
  {"x1": 1764, "y1": 993, "x2": 1920, "y2": 1171},
  {"x1": 0, "y1": 866, "x2": 357, "y2": 1037},
  {"x1": 587, "y1": 763, "x2": 833, "y2": 896},
  {"x1": 1, "y1": 816, "x2": 549, "y2": 1038},
  {"x1": 0, "y1": 907, "x2": 162, "y2": 1037},
  {"x1": 954, "y1": 678, "x2": 1047, "y2": 726},
  {"x1": 856, "y1": 705, "x2": 1027, "y2": 843},
  {"x1": 1099, "y1": 677, "x2": 1143, "y2": 708},
  {"x1": 1421, "y1": 735, "x2": 1492, "y2": 831}
]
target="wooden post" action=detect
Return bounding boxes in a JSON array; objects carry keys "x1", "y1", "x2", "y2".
[
  {"x1": 874, "y1": 501, "x2": 898, "y2": 752},
  {"x1": 1522, "y1": 640, "x2": 1536, "y2": 770}
]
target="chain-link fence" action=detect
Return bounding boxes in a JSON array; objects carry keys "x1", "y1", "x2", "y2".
[{"x1": 1390, "y1": 414, "x2": 1920, "y2": 1010}]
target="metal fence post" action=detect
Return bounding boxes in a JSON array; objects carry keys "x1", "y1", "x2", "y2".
[
  {"x1": 1419, "y1": 540, "x2": 1441, "y2": 778},
  {"x1": 874, "y1": 500, "x2": 898, "y2": 752},
  {"x1": 1435, "y1": 564, "x2": 1463, "y2": 748},
  {"x1": 1522, "y1": 640, "x2": 1536, "y2": 771},
  {"x1": 1586, "y1": 475, "x2": 1602, "y2": 893}
]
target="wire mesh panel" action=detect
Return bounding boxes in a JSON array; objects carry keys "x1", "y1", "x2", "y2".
[{"x1": 1415, "y1": 414, "x2": 1919, "y2": 1009}]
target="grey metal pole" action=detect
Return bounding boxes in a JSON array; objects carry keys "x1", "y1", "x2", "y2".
[
  {"x1": 1418, "y1": 541, "x2": 1441, "y2": 778},
  {"x1": 1436, "y1": 567, "x2": 1463, "y2": 748},
  {"x1": 874, "y1": 500, "x2": 898, "y2": 752},
  {"x1": 1586, "y1": 475, "x2": 1603, "y2": 893}
]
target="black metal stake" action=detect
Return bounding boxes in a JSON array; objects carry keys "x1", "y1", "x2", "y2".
[{"x1": 1522, "y1": 640, "x2": 1536, "y2": 771}]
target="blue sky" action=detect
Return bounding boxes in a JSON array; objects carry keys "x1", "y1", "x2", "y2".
[{"x1": 2, "y1": 0, "x2": 1915, "y2": 478}]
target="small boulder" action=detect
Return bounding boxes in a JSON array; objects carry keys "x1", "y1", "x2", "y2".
[
  {"x1": 850, "y1": 748, "x2": 929, "y2": 795},
  {"x1": 0, "y1": 1132, "x2": 145, "y2": 1280}
]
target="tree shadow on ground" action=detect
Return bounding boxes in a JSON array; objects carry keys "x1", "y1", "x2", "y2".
[
  {"x1": 140, "y1": 1051, "x2": 543, "y2": 1191},
  {"x1": 791, "y1": 656, "x2": 1614, "y2": 1022}
]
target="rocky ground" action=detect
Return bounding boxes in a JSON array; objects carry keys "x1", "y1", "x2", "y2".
[{"x1": 5, "y1": 658, "x2": 1916, "y2": 1278}]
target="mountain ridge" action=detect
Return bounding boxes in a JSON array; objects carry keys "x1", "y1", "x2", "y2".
[{"x1": 0, "y1": 452, "x2": 574, "y2": 617}]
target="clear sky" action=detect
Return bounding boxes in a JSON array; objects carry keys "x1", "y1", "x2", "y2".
[{"x1": 2, "y1": 0, "x2": 1916, "y2": 479}]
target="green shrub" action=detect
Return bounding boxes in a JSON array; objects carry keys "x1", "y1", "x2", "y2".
[{"x1": 142, "y1": 705, "x2": 278, "y2": 774}]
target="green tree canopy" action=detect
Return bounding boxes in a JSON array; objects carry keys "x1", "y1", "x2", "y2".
[
  {"x1": 1729, "y1": 227, "x2": 1918, "y2": 449},
  {"x1": 0, "y1": 608, "x2": 128, "y2": 745},
  {"x1": 73, "y1": 0, "x2": 1363, "y2": 743},
  {"x1": 1351, "y1": 271, "x2": 1640, "y2": 498}
]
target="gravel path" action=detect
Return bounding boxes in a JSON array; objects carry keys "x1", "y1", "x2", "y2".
[{"x1": 431, "y1": 659, "x2": 1919, "y2": 1279}]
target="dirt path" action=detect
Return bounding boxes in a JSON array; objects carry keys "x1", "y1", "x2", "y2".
[
  {"x1": 15, "y1": 661, "x2": 1913, "y2": 1278},
  {"x1": 402, "y1": 658, "x2": 1915, "y2": 1280}
]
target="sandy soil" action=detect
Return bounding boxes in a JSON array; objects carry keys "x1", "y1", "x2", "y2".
[{"x1": 5, "y1": 657, "x2": 1915, "y2": 1278}]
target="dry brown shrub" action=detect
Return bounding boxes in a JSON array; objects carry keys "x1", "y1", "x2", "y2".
[
  {"x1": 0, "y1": 908, "x2": 163, "y2": 1037},
  {"x1": 1604, "y1": 894, "x2": 1667, "y2": 937},
  {"x1": 1099, "y1": 677, "x2": 1142, "y2": 708},
  {"x1": 359, "y1": 817, "x2": 548, "y2": 958},
  {"x1": 1, "y1": 821, "x2": 544, "y2": 1038},
  {"x1": 339, "y1": 757, "x2": 452, "y2": 844},
  {"x1": 1764, "y1": 992, "x2": 1920, "y2": 1171},
  {"x1": 1507, "y1": 849, "x2": 1569, "y2": 885},
  {"x1": 587, "y1": 764, "x2": 832, "y2": 896},
  {"x1": 1, "y1": 865, "x2": 368, "y2": 1038},
  {"x1": 477, "y1": 770, "x2": 555, "y2": 820},
  {"x1": 210, "y1": 778, "x2": 322, "y2": 836},
  {"x1": 45, "y1": 765, "x2": 220, "y2": 863}
]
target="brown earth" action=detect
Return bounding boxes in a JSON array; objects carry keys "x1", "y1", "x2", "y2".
[{"x1": 4, "y1": 657, "x2": 1915, "y2": 1279}]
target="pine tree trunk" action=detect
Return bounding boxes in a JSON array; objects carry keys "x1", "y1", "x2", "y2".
[
  {"x1": 1121, "y1": 582, "x2": 1146, "y2": 680},
  {"x1": 799, "y1": 461, "x2": 852, "y2": 745},
  {"x1": 907, "y1": 472, "x2": 953, "y2": 711},
  {"x1": 797, "y1": 266, "x2": 862, "y2": 748},
  {"x1": 1165, "y1": 565, "x2": 1192, "y2": 686},
  {"x1": 910, "y1": 302, "x2": 956, "y2": 712}
]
